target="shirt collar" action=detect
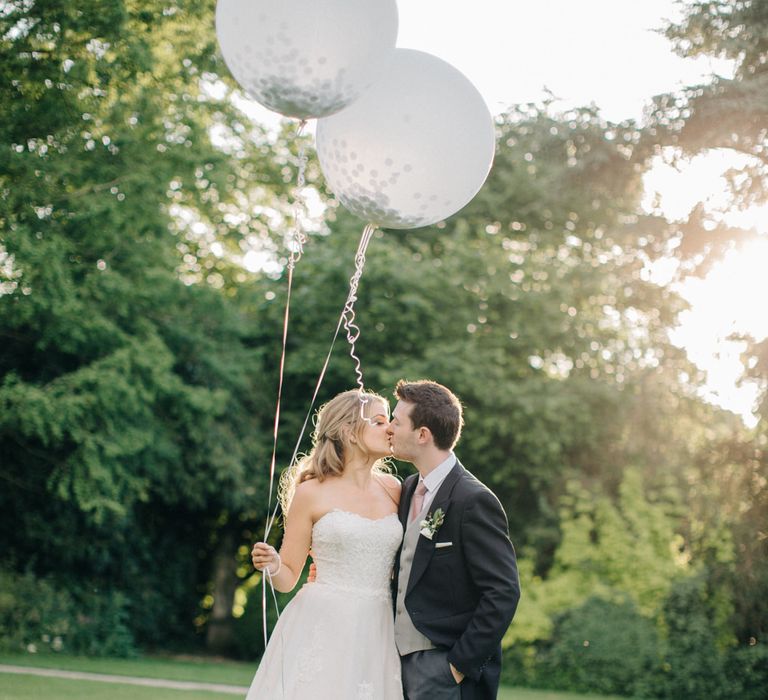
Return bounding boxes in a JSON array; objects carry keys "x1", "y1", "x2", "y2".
[{"x1": 421, "y1": 452, "x2": 456, "y2": 493}]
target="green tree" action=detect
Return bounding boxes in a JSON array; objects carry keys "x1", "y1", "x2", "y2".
[
  {"x1": 538, "y1": 596, "x2": 661, "y2": 697},
  {"x1": 647, "y1": 0, "x2": 768, "y2": 269},
  {"x1": 507, "y1": 468, "x2": 687, "y2": 645},
  {"x1": 650, "y1": 0, "x2": 768, "y2": 649},
  {"x1": 0, "y1": 0, "x2": 296, "y2": 652}
]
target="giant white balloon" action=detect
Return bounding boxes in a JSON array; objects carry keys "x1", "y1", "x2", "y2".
[
  {"x1": 316, "y1": 49, "x2": 495, "y2": 229},
  {"x1": 215, "y1": 0, "x2": 398, "y2": 119}
]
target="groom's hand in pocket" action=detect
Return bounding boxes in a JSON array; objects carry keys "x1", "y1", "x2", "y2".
[{"x1": 449, "y1": 663, "x2": 464, "y2": 684}]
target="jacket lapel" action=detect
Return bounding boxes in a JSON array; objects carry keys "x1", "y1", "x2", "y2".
[{"x1": 406, "y1": 460, "x2": 463, "y2": 595}]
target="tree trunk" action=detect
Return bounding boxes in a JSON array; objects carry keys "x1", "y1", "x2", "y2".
[{"x1": 206, "y1": 528, "x2": 239, "y2": 654}]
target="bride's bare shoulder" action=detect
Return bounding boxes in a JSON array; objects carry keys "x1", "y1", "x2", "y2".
[
  {"x1": 292, "y1": 477, "x2": 342, "y2": 520},
  {"x1": 294, "y1": 477, "x2": 321, "y2": 496},
  {"x1": 288, "y1": 478, "x2": 324, "y2": 516}
]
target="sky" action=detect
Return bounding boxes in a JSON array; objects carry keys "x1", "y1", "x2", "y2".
[
  {"x1": 396, "y1": 0, "x2": 732, "y2": 122},
  {"x1": 237, "y1": 0, "x2": 766, "y2": 424}
]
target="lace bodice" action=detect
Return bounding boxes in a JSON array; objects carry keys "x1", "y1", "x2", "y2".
[{"x1": 311, "y1": 509, "x2": 403, "y2": 600}]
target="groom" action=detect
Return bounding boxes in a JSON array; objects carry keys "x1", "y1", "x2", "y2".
[{"x1": 388, "y1": 379, "x2": 520, "y2": 700}]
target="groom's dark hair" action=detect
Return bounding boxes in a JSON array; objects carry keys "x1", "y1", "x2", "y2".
[{"x1": 395, "y1": 380, "x2": 463, "y2": 450}]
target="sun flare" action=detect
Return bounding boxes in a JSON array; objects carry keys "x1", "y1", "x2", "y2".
[
  {"x1": 673, "y1": 236, "x2": 768, "y2": 425},
  {"x1": 644, "y1": 149, "x2": 768, "y2": 424}
]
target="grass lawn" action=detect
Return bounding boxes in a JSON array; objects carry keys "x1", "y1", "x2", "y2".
[
  {"x1": 498, "y1": 690, "x2": 632, "y2": 700},
  {"x1": 0, "y1": 674, "x2": 239, "y2": 700},
  {"x1": 0, "y1": 652, "x2": 255, "y2": 686},
  {"x1": 0, "y1": 653, "x2": 636, "y2": 700}
]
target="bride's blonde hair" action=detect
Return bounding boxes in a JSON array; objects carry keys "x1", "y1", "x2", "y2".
[{"x1": 278, "y1": 389, "x2": 391, "y2": 512}]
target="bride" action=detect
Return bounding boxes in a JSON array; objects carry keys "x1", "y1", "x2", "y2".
[{"x1": 247, "y1": 389, "x2": 404, "y2": 699}]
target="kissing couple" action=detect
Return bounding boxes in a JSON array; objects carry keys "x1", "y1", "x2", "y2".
[{"x1": 248, "y1": 380, "x2": 520, "y2": 699}]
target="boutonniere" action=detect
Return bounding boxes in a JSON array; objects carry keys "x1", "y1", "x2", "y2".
[{"x1": 419, "y1": 508, "x2": 445, "y2": 540}]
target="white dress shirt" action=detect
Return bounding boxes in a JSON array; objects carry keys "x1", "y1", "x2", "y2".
[{"x1": 416, "y1": 452, "x2": 456, "y2": 517}]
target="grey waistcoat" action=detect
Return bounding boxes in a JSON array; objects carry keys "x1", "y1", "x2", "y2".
[{"x1": 394, "y1": 514, "x2": 436, "y2": 656}]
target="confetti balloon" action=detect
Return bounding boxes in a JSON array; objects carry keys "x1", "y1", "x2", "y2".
[
  {"x1": 316, "y1": 49, "x2": 495, "y2": 229},
  {"x1": 215, "y1": 0, "x2": 398, "y2": 119}
]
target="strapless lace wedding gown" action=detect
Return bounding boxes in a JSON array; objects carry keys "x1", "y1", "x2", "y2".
[{"x1": 245, "y1": 509, "x2": 404, "y2": 699}]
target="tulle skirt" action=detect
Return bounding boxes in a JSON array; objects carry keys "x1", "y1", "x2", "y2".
[{"x1": 245, "y1": 582, "x2": 404, "y2": 700}]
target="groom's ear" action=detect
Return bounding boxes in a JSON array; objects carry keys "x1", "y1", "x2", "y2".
[{"x1": 416, "y1": 426, "x2": 433, "y2": 445}]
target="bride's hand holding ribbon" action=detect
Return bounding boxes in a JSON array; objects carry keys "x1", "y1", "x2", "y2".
[{"x1": 251, "y1": 542, "x2": 282, "y2": 577}]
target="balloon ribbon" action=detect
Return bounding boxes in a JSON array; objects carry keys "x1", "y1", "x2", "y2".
[
  {"x1": 261, "y1": 120, "x2": 307, "y2": 646},
  {"x1": 259, "y1": 221, "x2": 378, "y2": 642}
]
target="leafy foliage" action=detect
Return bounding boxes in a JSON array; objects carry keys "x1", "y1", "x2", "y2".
[
  {"x1": 537, "y1": 597, "x2": 661, "y2": 697},
  {"x1": 0, "y1": 569, "x2": 135, "y2": 657},
  {"x1": 657, "y1": 573, "x2": 735, "y2": 699},
  {"x1": 0, "y1": 0, "x2": 293, "y2": 650},
  {"x1": 646, "y1": 0, "x2": 768, "y2": 270},
  {"x1": 648, "y1": 0, "x2": 768, "y2": 655}
]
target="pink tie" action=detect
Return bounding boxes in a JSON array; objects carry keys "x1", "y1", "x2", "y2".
[{"x1": 409, "y1": 481, "x2": 428, "y2": 524}]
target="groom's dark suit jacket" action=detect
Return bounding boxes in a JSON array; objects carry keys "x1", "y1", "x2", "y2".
[{"x1": 393, "y1": 458, "x2": 520, "y2": 700}]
